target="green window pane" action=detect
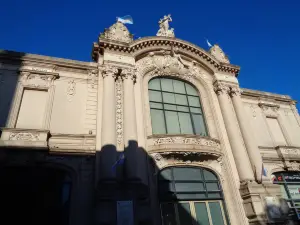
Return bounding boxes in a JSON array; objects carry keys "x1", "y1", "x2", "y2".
[
  {"x1": 163, "y1": 92, "x2": 175, "y2": 104},
  {"x1": 173, "y1": 80, "x2": 186, "y2": 94},
  {"x1": 177, "y1": 106, "x2": 189, "y2": 112},
  {"x1": 161, "y1": 78, "x2": 173, "y2": 92},
  {"x1": 173, "y1": 168, "x2": 202, "y2": 181},
  {"x1": 192, "y1": 114, "x2": 207, "y2": 136},
  {"x1": 175, "y1": 94, "x2": 188, "y2": 105},
  {"x1": 161, "y1": 203, "x2": 177, "y2": 225},
  {"x1": 206, "y1": 183, "x2": 219, "y2": 191},
  {"x1": 176, "y1": 193, "x2": 206, "y2": 200},
  {"x1": 150, "y1": 109, "x2": 166, "y2": 134},
  {"x1": 188, "y1": 96, "x2": 201, "y2": 107},
  {"x1": 149, "y1": 90, "x2": 162, "y2": 102},
  {"x1": 209, "y1": 202, "x2": 225, "y2": 225},
  {"x1": 150, "y1": 102, "x2": 163, "y2": 109},
  {"x1": 165, "y1": 111, "x2": 180, "y2": 134},
  {"x1": 185, "y1": 83, "x2": 198, "y2": 96},
  {"x1": 194, "y1": 203, "x2": 210, "y2": 225},
  {"x1": 160, "y1": 168, "x2": 172, "y2": 181},
  {"x1": 279, "y1": 185, "x2": 288, "y2": 199},
  {"x1": 149, "y1": 79, "x2": 161, "y2": 90},
  {"x1": 177, "y1": 203, "x2": 193, "y2": 225},
  {"x1": 203, "y1": 170, "x2": 218, "y2": 181},
  {"x1": 164, "y1": 104, "x2": 177, "y2": 111},
  {"x1": 178, "y1": 113, "x2": 193, "y2": 134},
  {"x1": 175, "y1": 183, "x2": 204, "y2": 192},
  {"x1": 190, "y1": 107, "x2": 202, "y2": 114},
  {"x1": 207, "y1": 193, "x2": 222, "y2": 198}
]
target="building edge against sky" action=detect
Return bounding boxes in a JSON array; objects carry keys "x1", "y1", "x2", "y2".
[{"x1": 0, "y1": 15, "x2": 300, "y2": 225}]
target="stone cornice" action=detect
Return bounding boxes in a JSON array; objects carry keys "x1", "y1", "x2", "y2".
[
  {"x1": 241, "y1": 88, "x2": 296, "y2": 104},
  {"x1": 93, "y1": 37, "x2": 240, "y2": 76},
  {"x1": 0, "y1": 50, "x2": 98, "y2": 73}
]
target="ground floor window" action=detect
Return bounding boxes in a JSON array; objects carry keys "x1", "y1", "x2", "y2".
[
  {"x1": 158, "y1": 167, "x2": 229, "y2": 225},
  {"x1": 272, "y1": 172, "x2": 300, "y2": 220}
]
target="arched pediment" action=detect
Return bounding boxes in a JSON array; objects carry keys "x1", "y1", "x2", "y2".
[{"x1": 93, "y1": 36, "x2": 240, "y2": 76}]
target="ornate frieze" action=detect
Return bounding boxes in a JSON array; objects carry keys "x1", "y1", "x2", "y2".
[
  {"x1": 100, "y1": 21, "x2": 133, "y2": 43},
  {"x1": 9, "y1": 132, "x2": 40, "y2": 141},
  {"x1": 19, "y1": 70, "x2": 58, "y2": 89},
  {"x1": 156, "y1": 15, "x2": 175, "y2": 38},
  {"x1": 0, "y1": 128, "x2": 49, "y2": 149},
  {"x1": 150, "y1": 136, "x2": 220, "y2": 148}
]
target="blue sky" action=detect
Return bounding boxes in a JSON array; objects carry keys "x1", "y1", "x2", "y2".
[{"x1": 1, "y1": 0, "x2": 300, "y2": 109}]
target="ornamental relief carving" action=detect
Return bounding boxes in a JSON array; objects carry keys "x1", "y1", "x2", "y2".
[
  {"x1": 150, "y1": 136, "x2": 220, "y2": 149},
  {"x1": 259, "y1": 104, "x2": 279, "y2": 117},
  {"x1": 88, "y1": 69, "x2": 98, "y2": 88},
  {"x1": 66, "y1": 80, "x2": 76, "y2": 101},
  {"x1": 115, "y1": 77, "x2": 124, "y2": 149},
  {"x1": 101, "y1": 21, "x2": 133, "y2": 43},
  {"x1": 136, "y1": 50, "x2": 206, "y2": 85},
  {"x1": 150, "y1": 151, "x2": 224, "y2": 182},
  {"x1": 9, "y1": 132, "x2": 40, "y2": 141},
  {"x1": 20, "y1": 71, "x2": 57, "y2": 89}
]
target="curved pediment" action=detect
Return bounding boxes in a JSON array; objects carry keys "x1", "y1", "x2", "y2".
[{"x1": 94, "y1": 36, "x2": 239, "y2": 76}]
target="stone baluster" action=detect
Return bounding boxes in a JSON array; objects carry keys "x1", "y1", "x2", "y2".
[
  {"x1": 230, "y1": 87, "x2": 263, "y2": 183},
  {"x1": 98, "y1": 65, "x2": 118, "y2": 181},
  {"x1": 214, "y1": 81, "x2": 254, "y2": 183}
]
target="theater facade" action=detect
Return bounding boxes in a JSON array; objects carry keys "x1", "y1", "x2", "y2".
[{"x1": 0, "y1": 15, "x2": 300, "y2": 225}]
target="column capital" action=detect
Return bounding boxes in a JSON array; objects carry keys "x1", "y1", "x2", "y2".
[
  {"x1": 100, "y1": 65, "x2": 118, "y2": 79},
  {"x1": 120, "y1": 68, "x2": 137, "y2": 82},
  {"x1": 230, "y1": 86, "x2": 242, "y2": 97},
  {"x1": 213, "y1": 81, "x2": 231, "y2": 95}
]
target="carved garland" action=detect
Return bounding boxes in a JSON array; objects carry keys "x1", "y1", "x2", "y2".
[
  {"x1": 9, "y1": 132, "x2": 40, "y2": 141},
  {"x1": 115, "y1": 77, "x2": 123, "y2": 148}
]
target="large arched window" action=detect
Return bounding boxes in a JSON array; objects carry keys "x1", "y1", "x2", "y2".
[
  {"x1": 148, "y1": 77, "x2": 207, "y2": 135},
  {"x1": 158, "y1": 167, "x2": 228, "y2": 225},
  {"x1": 272, "y1": 172, "x2": 300, "y2": 221}
]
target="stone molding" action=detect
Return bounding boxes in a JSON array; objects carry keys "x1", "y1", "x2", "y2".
[
  {"x1": 48, "y1": 133, "x2": 96, "y2": 154},
  {"x1": 0, "y1": 128, "x2": 49, "y2": 149},
  {"x1": 213, "y1": 81, "x2": 231, "y2": 95},
  {"x1": 230, "y1": 86, "x2": 242, "y2": 97},
  {"x1": 276, "y1": 146, "x2": 300, "y2": 160},
  {"x1": 88, "y1": 69, "x2": 98, "y2": 88},
  {"x1": 93, "y1": 37, "x2": 240, "y2": 76}
]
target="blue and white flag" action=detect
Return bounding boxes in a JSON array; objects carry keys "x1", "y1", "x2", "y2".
[
  {"x1": 206, "y1": 39, "x2": 212, "y2": 48},
  {"x1": 112, "y1": 153, "x2": 125, "y2": 171},
  {"x1": 117, "y1": 15, "x2": 133, "y2": 24},
  {"x1": 262, "y1": 164, "x2": 267, "y2": 177}
]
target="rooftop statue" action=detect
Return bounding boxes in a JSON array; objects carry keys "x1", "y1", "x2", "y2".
[{"x1": 156, "y1": 15, "x2": 175, "y2": 38}]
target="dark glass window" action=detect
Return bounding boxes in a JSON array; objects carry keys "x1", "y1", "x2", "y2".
[
  {"x1": 158, "y1": 167, "x2": 229, "y2": 225},
  {"x1": 149, "y1": 78, "x2": 207, "y2": 135},
  {"x1": 272, "y1": 172, "x2": 300, "y2": 221}
]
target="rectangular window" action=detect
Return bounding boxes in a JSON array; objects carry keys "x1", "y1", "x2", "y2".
[
  {"x1": 16, "y1": 89, "x2": 48, "y2": 129},
  {"x1": 266, "y1": 117, "x2": 287, "y2": 145},
  {"x1": 150, "y1": 109, "x2": 166, "y2": 134}
]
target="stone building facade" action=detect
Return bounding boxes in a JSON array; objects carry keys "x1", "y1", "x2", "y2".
[{"x1": 0, "y1": 16, "x2": 300, "y2": 225}]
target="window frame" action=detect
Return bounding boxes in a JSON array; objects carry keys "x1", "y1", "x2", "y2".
[{"x1": 148, "y1": 77, "x2": 208, "y2": 136}]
